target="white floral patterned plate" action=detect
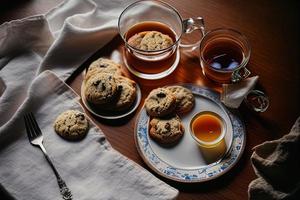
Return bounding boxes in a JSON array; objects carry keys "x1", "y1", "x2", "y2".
[{"x1": 134, "y1": 84, "x2": 246, "y2": 183}]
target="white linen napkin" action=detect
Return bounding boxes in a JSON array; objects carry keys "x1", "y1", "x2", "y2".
[
  {"x1": 0, "y1": 70, "x2": 178, "y2": 200},
  {"x1": 1, "y1": 0, "x2": 134, "y2": 126},
  {"x1": 221, "y1": 76, "x2": 259, "y2": 108},
  {"x1": 248, "y1": 117, "x2": 300, "y2": 199},
  {"x1": 0, "y1": 0, "x2": 179, "y2": 199}
]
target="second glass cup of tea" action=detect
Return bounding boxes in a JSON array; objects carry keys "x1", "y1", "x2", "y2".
[
  {"x1": 199, "y1": 29, "x2": 269, "y2": 112},
  {"x1": 118, "y1": 0, "x2": 205, "y2": 80},
  {"x1": 199, "y1": 28, "x2": 251, "y2": 84}
]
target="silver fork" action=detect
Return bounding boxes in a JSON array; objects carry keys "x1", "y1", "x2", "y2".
[{"x1": 24, "y1": 112, "x2": 73, "y2": 200}]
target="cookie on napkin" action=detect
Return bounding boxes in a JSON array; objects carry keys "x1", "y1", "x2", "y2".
[{"x1": 53, "y1": 110, "x2": 89, "y2": 140}]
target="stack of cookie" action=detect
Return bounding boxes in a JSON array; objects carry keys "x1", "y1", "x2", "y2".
[
  {"x1": 145, "y1": 86, "x2": 195, "y2": 145},
  {"x1": 83, "y1": 58, "x2": 137, "y2": 111}
]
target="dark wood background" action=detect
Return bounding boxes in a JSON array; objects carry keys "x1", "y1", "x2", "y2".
[{"x1": 1, "y1": 0, "x2": 299, "y2": 199}]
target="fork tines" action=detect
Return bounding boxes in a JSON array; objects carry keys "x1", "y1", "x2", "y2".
[{"x1": 24, "y1": 112, "x2": 42, "y2": 140}]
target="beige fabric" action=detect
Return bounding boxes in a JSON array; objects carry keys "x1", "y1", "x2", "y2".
[
  {"x1": 0, "y1": 70, "x2": 179, "y2": 200},
  {"x1": 248, "y1": 117, "x2": 300, "y2": 199},
  {"x1": 0, "y1": 0, "x2": 179, "y2": 199}
]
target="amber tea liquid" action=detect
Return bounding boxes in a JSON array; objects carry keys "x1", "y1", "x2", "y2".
[
  {"x1": 201, "y1": 38, "x2": 245, "y2": 83},
  {"x1": 124, "y1": 21, "x2": 177, "y2": 74},
  {"x1": 203, "y1": 39, "x2": 243, "y2": 70}
]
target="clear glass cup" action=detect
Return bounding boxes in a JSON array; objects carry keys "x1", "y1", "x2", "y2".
[
  {"x1": 199, "y1": 28, "x2": 269, "y2": 112},
  {"x1": 199, "y1": 28, "x2": 251, "y2": 84},
  {"x1": 190, "y1": 111, "x2": 227, "y2": 148},
  {"x1": 118, "y1": 0, "x2": 205, "y2": 80},
  {"x1": 244, "y1": 90, "x2": 269, "y2": 112}
]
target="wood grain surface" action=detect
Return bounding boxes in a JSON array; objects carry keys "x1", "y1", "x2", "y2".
[{"x1": 1, "y1": 0, "x2": 299, "y2": 199}]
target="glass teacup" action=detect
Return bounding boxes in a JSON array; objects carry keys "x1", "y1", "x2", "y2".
[
  {"x1": 199, "y1": 28, "x2": 251, "y2": 84},
  {"x1": 190, "y1": 111, "x2": 227, "y2": 148},
  {"x1": 118, "y1": 0, "x2": 205, "y2": 80}
]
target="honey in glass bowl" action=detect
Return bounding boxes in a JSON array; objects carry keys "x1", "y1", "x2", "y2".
[{"x1": 190, "y1": 111, "x2": 226, "y2": 148}]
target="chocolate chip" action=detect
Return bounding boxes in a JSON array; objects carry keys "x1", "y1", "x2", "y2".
[
  {"x1": 93, "y1": 80, "x2": 101, "y2": 86},
  {"x1": 165, "y1": 123, "x2": 171, "y2": 131},
  {"x1": 101, "y1": 83, "x2": 106, "y2": 90},
  {"x1": 157, "y1": 92, "x2": 166, "y2": 98},
  {"x1": 75, "y1": 113, "x2": 85, "y2": 120},
  {"x1": 99, "y1": 63, "x2": 108, "y2": 68}
]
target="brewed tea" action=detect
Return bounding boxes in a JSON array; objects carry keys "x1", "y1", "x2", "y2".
[
  {"x1": 125, "y1": 21, "x2": 176, "y2": 43},
  {"x1": 124, "y1": 21, "x2": 178, "y2": 74},
  {"x1": 203, "y1": 39, "x2": 243, "y2": 71}
]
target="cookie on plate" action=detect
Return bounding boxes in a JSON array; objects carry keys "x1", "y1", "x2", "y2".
[
  {"x1": 84, "y1": 73, "x2": 118, "y2": 105},
  {"x1": 105, "y1": 76, "x2": 137, "y2": 111},
  {"x1": 128, "y1": 31, "x2": 174, "y2": 51},
  {"x1": 149, "y1": 115, "x2": 184, "y2": 144},
  {"x1": 167, "y1": 86, "x2": 195, "y2": 114},
  {"x1": 84, "y1": 58, "x2": 122, "y2": 82},
  {"x1": 145, "y1": 88, "x2": 176, "y2": 117},
  {"x1": 53, "y1": 110, "x2": 89, "y2": 140}
]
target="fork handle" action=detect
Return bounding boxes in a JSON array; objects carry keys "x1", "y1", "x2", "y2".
[{"x1": 39, "y1": 144, "x2": 73, "y2": 200}]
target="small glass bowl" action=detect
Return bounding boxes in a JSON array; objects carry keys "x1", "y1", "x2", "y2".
[
  {"x1": 244, "y1": 90, "x2": 269, "y2": 112},
  {"x1": 190, "y1": 111, "x2": 227, "y2": 148}
]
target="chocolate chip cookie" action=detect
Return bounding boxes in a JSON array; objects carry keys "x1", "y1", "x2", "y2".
[
  {"x1": 53, "y1": 110, "x2": 89, "y2": 140},
  {"x1": 84, "y1": 58, "x2": 122, "y2": 83},
  {"x1": 149, "y1": 115, "x2": 184, "y2": 144},
  {"x1": 145, "y1": 88, "x2": 176, "y2": 117},
  {"x1": 128, "y1": 31, "x2": 174, "y2": 51},
  {"x1": 84, "y1": 73, "x2": 118, "y2": 105},
  {"x1": 105, "y1": 76, "x2": 137, "y2": 111},
  {"x1": 167, "y1": 86, "x2": 195, "y2": 114}
]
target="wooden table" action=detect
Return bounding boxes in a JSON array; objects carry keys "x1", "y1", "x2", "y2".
[{"x1": 1, "y1": 0, "x2": 299, "y2": 199}]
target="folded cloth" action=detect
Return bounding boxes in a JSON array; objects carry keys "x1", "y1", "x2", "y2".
[
  {"x1": 248, "y1": 117, "x2": 300, "y2": 200},
  {"x1": 221, "y1": 76, "x2": 259, "y2": 108},
  {"x1": 0, "y1": 70, "x2": 178, "y2": 200},
  {"x1": 0, "y1": 0, "x2": 178, "y2": 199},
  {"x1": 0, "y1": 0, "x2": 130, "y2": 126}
]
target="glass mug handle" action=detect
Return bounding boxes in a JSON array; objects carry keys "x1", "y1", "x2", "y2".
[
  {"x1": 231, "y1": 67, "x2": 251, "y2": 83},
  {"x1": 180, "y1": 17, "x2": 205, "y2": 51}
]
